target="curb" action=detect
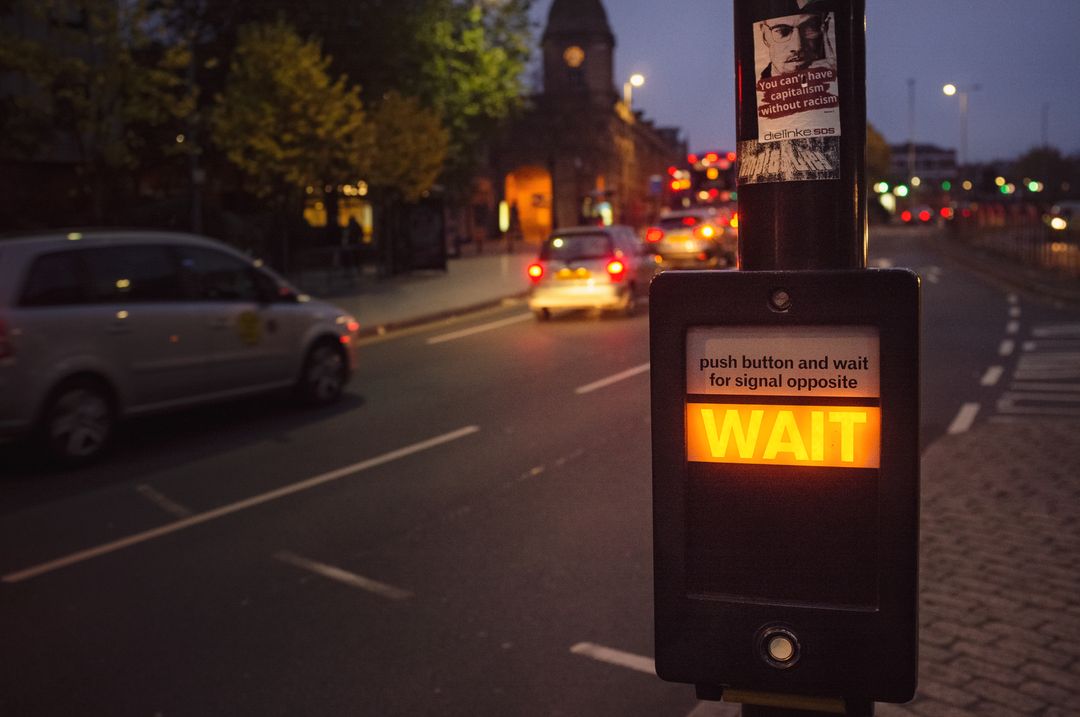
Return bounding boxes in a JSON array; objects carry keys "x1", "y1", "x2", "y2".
[{"x1": 355, "y1": 290, "x2": 531, "y2": 339}]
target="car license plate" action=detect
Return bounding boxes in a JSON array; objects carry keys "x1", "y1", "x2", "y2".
[{"x1": 558, "y1": 267, "x2": 591, "y2": 280}]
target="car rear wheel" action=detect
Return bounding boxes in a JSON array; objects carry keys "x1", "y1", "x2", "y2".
[
  {"x1": 533, "y1": 308, "x2": 551, "y2": 321},
  {"x1": 296, "y1": 340, "x2": 347, "y2": 406},
  {"x1": 39, "y1": 377, "x2": 115, "y2": 466}
]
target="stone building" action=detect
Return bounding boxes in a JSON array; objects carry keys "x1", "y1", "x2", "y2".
[{"x1": 485, "y1": 0, "x2": 686, "y2": 246}]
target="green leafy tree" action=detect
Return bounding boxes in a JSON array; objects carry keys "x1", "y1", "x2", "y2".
[
  {"x1": 1012, "y1": 147, "x2": 1078, "y2": 203},
  {"x1": 418, "y1": 0, "x2": 533, "y2": 178},
  {"x1": 368, "y1": 92, "x2": 450, "y2": 203},
  {"x1": 210, "y1": 20, "x2": 373, "y2": 200},
  {"x1": 0, "y1": 0, "x2": 193, "y2": 222},
  {"x1": 866, "y1": 123, "x2": 892, "y2": 181}
]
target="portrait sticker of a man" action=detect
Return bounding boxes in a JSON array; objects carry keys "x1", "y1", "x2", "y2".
[{"x1": 753, "y1": 7, "x2": 841, "y2": 144}]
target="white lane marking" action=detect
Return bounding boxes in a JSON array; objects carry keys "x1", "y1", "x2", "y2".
[
  {"x1": 1008, "y1": 293, "x2": 1019, "y2": 305},
  {"x1": 998, "y1": 340, "x2": 1015, "y2": 357},
  {"x1": 947, "y1": 403, "x2": 981, "y2": 435},
  {"x1": 2, "y1": 426, "x2": 480, "y2": 584},
  {"x1": 570, "y1": 642, "x2": 655, "y2": 675},
  {"x1": 1011, "y1": 382, "x2": 1080, "y2": 392},
  {"x1": 1009, "y1": 306, "x2": 1022, "y2": 319},
  {"x1": 1033, "y1": 324, "x2": 1080, "y2": 338},
  {"x1": 426, "y1": 313, "x2": 532, "y2": 345},
  {"x1": 980, "y1": 366, "x2": 1004, "y2": 387},
  {"x1": 275, "y1": 551, "x2": 413, "y2": 601},
  {"x1": 1006, "y1": 321, "x2": 1020, "y2": 335},
  {"x1": 996, "y1": 402, "x2": 1080, "y2": 417},
  {"x1": 134, "y1": 484, "x2": 192, "y2": 519},
  {"x1": 575, "y1": 362, "x2": 651, "y2": 395},
  {"x1": 1000, "y1": 392, "x2": 1080, "y2": 403},
  {"x1": 1022, "y1": 341, "x2": 1036, "y2": 352}
]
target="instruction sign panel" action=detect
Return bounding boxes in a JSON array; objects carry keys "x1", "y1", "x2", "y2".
[{"x1": 686, "y1": 326, "x2": 880, "y2": 469}]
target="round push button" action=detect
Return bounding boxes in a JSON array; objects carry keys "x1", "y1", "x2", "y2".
[{"x1": 758, "y1": 627, "x2": 800, "y2": 669}]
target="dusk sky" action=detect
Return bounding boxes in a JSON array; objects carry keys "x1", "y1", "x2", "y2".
[{"x1": 529, "y1": 0, "x2": 1080, "y2": 164}]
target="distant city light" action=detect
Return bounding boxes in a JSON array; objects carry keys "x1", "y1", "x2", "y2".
[
  {"x1": 873, "y1": 182, "x2": 890, "y2": 194},
  {"x1": 1027, "y1": 181, "x2": 1043, "y2": 192},
  {"x1": 962, "y1": 180, "x2": 973, "y2": 191},
  {"x1": 943, "y1": 84, "x2": 957, "y2": 96},
  {"x1": 1050, "y1": 217, "x2": 1068, "y2": 231},
  {"x1": 995, "y1": 176, "x2": 1007, "y2": 187},
  {"x1": 910, "y1": 176, "x2": 922, "y2": 187},
  {"x1": 941, "y1": 181, "x2": 952, "y2": 191},
  {"x1": 629, "y1": 73, "x2": 645, "y2": 88},
  {"x1": 893, "y1": 185, "x2": 909, "y2": 198},
  {"x1": 176, "y1": 134, "x2": 185, "y2": 144}
]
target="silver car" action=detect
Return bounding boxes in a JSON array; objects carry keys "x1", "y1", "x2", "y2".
[
  {"x1": 0, "y1": 230, "x2": 360, "y2": 464},
  {"x1": 526, "y1": 225, "x2": 659, "y2": 320}
]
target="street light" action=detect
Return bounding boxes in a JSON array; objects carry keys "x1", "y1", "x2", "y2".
[
  {"x1": 624, "y1": 73, "x2": 645, "y2": 108},
  {"x1": 942, "y1": 82, "x2": 981, "y2": 169}
]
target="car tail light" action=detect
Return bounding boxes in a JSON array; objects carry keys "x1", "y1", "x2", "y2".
[
  {"x1": 606, "y1": 260, "x2": 626, "y2": 282},
  {"x1": 682, "y1": 217, "x2": 697, "y2": 227},
  {"x1": 527, "y1": 263, "x2": 544, "y2": 282},
  {"x1": 645, "y1": 227, "x2": 664, "y2": 243},
  {"x1": 901, "y1": 210, "x2": 913, "y2": 223},
  {"x1": 695, "y1": 224, "x2": 717, "y2": 240},
  {"x1": 940, "y1": 207, "x2": 954, "y2": 220},
  {"x1": 919, "y1": 210, "x2": 932, "y2": 223},
  {"x1": 0, "y1": 318, "x2": 11, "y2": 359}
]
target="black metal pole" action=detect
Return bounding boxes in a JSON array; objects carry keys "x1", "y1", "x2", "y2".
[
  {"x1": 733, "y1": 0, "x2": 870, "y2": 714},
  {"x1": 735, "y1": 0, "x2": 866, "y2": 271}
]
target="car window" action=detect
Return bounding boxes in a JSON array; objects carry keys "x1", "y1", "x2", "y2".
[
  {"x1": 19, "y1": 251, "x2": 88, "y2": 307},
  {"x1": 540, "y1": 234, "x2": 614, "y2": 261},
  {"x1": 659, "y1": 215, "x2": 703, "y2": 229},
  {"x1": 177, "y1": 246, "x2": 259, "y2": 301},
  {"x1": 83, "y1": 245, "x2": 181, "y2": 303}
]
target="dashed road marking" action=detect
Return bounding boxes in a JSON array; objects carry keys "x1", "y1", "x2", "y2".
[
  {"x1": 1006, "y1": 321, "x2": 1020, "y2": 335},
  {"x1": 998, "y1": 340, "x2": 1015, "y2": 356},
  {"x1": 2, "y1": 426, "x2": 481, "y2": 584},
  {"x1": 1007, "y1": 293, "x2": 1019, "y2": 305},
  {"x1": 1033, "y1": 324, "x2": 1080, "y2": 338},
  {"x1": 426, "y1": 313, "x2": 532, "y2": 345},
  {"x1": 947, "y1": 403, "x2": 981, "y2": 435},
  {"x1": 570, "y1": 642, "x2": 655, "y2": 675},
  {"x1": 275, "y1": 551, "x2": 413, "y2": 601},
  {"x1": 980, "y1": 366, "x2": 1004, "y2": 387},
  {"x1": 1009, "y1": 306, "x2": 1022, "y2": 318},
  {"x1": 575, "y1": 363, "x2": 650, "y2": 395},
  {"x1": 135, "y1": 484, "x2": 192, "y2": 518}
]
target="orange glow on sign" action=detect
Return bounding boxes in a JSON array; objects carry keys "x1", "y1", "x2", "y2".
[{"x1": 686, "y1": 403, "x2": 881, "y2": 469}]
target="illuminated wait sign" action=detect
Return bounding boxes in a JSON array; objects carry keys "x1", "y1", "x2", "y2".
[{"x1": 687, "y1": 403, "x2": 881, "y2": 469}]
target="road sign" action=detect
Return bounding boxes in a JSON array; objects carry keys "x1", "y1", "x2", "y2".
[{"x1": 650, "y1": 269, "x2": 920, "y2": 704}]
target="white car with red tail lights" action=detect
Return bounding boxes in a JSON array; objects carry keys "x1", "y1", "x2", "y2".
[
  {"x1": 644, "y1": 206, "x2": 738, "y2": 269},
  {"x1": 0, "y1": 230, "x2": 360, "y2": 465},
  {"x1": 526, "y1": 225, "x2": 659, "y2": 320}
]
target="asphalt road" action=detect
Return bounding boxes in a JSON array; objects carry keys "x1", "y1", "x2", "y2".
[{"x1": 1, "y1": 227, "x2": 1078, "y2": 716}]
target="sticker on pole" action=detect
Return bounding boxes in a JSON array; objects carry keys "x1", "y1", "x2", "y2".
[
  {"x1": 686, "y1": 326, "x2": 880, "y2": 469},
  {"x1": 753, "y1": 8, "x2": 840, "y2": 143}
]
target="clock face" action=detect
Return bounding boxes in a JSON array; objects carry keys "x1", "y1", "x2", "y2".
[{"x1": 563, "y1": 45, "x2": 585, "y2": 68}]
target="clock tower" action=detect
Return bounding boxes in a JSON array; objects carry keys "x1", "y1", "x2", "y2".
[{"x1": 541, "y1": 0, "x2": 617, "y2": 105}]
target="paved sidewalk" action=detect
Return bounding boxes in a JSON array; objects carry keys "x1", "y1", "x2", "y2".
[{"x1": 308, "y1": 250, "x2": 537, "y2": 337}]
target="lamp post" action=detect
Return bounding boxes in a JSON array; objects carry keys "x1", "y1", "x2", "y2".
[
  {"x1": 942, "y1": 82, "x2": 981, "y2": 169},
  {"x1": 623, "y1": 73, "x2": 645, "y2": 108}
]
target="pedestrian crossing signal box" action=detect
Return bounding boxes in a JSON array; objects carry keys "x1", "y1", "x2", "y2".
[{"x1": 650, "y1": 270, "x2": 920, "y2": 704}]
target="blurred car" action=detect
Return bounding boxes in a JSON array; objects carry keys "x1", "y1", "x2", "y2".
[
  {"x1": 1045, "y1": 201, "x2": 1080, "y2": 233},
  {"x1": 899, "y1": 206, "x2": 939, "y2": 226},
  {"x1": 644, "y1": 206, "x2": 738, "y2": 269},
  {"x1": 0, "y1": 230, "x2": 360, "y2": 465},
  {"x1": 526, "y1": 225, "x2": 658, "y2": 320}
]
